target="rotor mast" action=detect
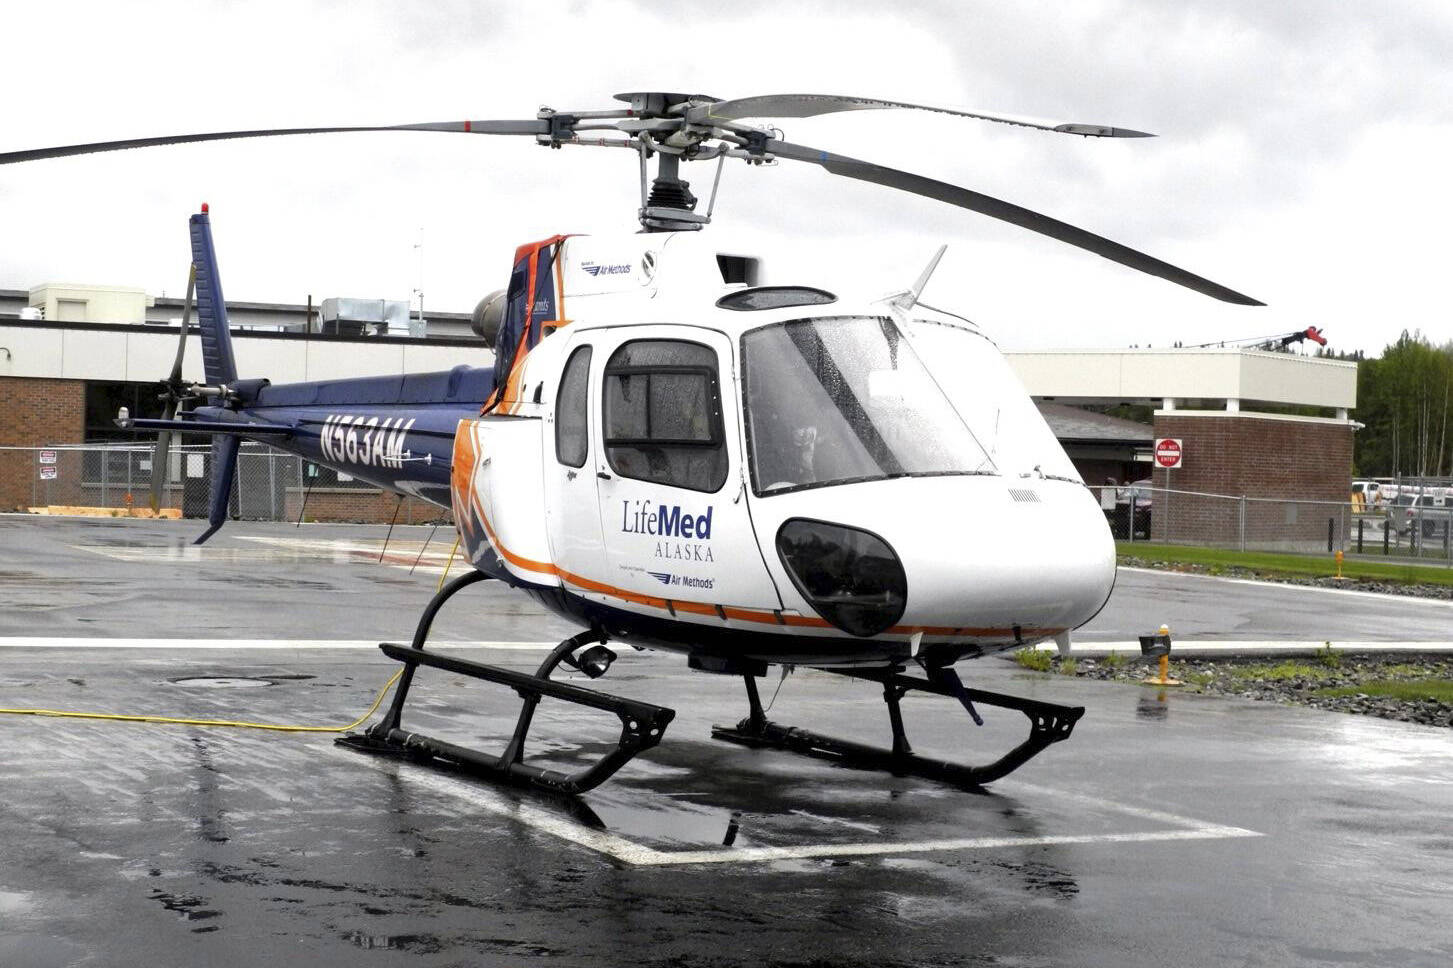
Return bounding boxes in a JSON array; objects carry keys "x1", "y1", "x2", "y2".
[{"x1": 639, "y1": 152, "x2": 706, "y2": 232}]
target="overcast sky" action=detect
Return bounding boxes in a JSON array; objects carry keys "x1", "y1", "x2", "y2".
[{"x1": 3, "y1": 1, "x2": 1450, "y2": 356}]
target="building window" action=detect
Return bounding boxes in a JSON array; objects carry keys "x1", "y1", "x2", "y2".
[
  {"x1": 603, "y1": 339, "x2": 727, "y2": 493},
  {"x1": 85, "y1": 381, "x2": 163, "y2": 442}
]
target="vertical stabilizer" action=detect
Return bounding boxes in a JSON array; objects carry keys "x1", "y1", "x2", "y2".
[
  {"x1": 189, "y1": 208, "x2": 238, "y2": 386},
  {"x1": 193, "y1": 435, "x2": 240, "y2": 545}
]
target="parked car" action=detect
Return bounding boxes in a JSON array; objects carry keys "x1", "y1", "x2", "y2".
[
  {"x1": 1105, "y1": 479, "x2": 1153, "y2": 539},
  {"x1": 1393, "y1": 494, "x2": 1453, "y2": 540},
  {"x1": 1128, "y1": 480, "x2": 1153, "y2": 538}
]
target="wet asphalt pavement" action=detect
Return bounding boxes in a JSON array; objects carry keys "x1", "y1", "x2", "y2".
[{"x1": 1, "y1": 516, "x2": 1451, "y2": 967}]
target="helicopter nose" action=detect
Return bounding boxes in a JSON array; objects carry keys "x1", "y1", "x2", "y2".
[
  {"x1": 760, "y1": 477, "x2": 1116, "y2": 642},
  {"x1": 895, "y1": 479, "x2": 1116, "y2": 635}
]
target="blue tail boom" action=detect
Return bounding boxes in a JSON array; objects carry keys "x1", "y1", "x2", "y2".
[{"x1": 189, "y1": 209, "x2": 238, "y2": 387}]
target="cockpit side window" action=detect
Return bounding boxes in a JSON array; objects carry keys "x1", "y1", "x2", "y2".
[
  {"x1": 602, "y1": 339, "x2": 727, "y2": 493},
  {"x1": 555, "y1": 345, "x2": 592, "y2": 468}
]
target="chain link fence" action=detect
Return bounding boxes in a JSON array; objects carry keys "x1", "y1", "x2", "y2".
[
  {"x1": 1093, "y1": 484, "x2": 1453, "y2": 561},
  {"x1": 3, "y1": 443, "x2": 443, "y2": 525},
  {"x1": 7, "y1": 445, "x2": 1450, "y2": 559}
]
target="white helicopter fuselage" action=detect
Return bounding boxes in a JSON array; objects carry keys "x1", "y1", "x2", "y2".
[{"x1": 452, "y1": 231, "x2": 1115, "y2": 668}]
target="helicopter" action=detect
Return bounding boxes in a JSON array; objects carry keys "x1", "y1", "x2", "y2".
[{"x1": 1, "y1": 91, "x2": 1261, "y2": 796}]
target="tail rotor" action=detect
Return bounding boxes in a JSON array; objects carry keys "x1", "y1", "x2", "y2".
[{"x1": 150, "y1": 264, "x2": 196, "y2": 512}]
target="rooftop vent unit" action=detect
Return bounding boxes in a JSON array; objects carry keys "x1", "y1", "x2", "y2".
[{"x1": 319, "y1": 298, "x2": 410, "y2": 336}]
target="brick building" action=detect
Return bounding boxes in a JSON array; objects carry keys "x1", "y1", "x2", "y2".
[
  {"x1": 4, "y1": 288, "x2": 1359, "y2": 541},
  {"x1": 1011, "y1": 348, "x2": 1359, "y2": 546},
  {"x1": 1, "y1": 288, "x2": 482, "y2": 522}
]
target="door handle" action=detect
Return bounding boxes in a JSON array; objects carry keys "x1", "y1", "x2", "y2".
[{"x1": 597, "y1": 471, "x2": 612, "y2": 480}]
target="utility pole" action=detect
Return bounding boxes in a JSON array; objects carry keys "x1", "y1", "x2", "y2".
[{"x1": 412, "y1": 227, "x2": 425, "y2": 337}]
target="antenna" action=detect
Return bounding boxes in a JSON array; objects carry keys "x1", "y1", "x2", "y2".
[{"x1": 889, "y1": 245, "x2": 947, "y2": 311}]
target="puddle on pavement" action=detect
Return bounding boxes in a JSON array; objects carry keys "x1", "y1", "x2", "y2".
[
  {"x1": 0, "y1": 890, "x2": 35, "y2": 915},
  {"x1": 197, "y1": 574, "x2": 339, "y2": 590},
  {"x1": 0, "y1": 935, "x2": 88, "y2": 966},
  {"x1": 149, "y1": 888, "x2": 223, "y2": 927},
  {"x1": 170, "y1": 676, "x2": 277, "y2": 688}
]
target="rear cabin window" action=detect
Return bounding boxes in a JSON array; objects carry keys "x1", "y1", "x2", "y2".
[
  {"x1": 603, "y1": 339, "x2": 727, "y2": 492},
  {"x1": 555, "y1": 345, "x2": 592, "y2": 467}
]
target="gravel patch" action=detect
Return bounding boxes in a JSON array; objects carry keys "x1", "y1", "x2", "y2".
[
  {"x1": 1119, "y1": 555, "x2": 1453, "y2": 601},
  {"x1": 1068, "y1": 652, "x2": 1453, "y2": 728}
]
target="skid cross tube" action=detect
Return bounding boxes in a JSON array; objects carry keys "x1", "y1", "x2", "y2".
[
  {"x1": 711, "y1": 664, "x2": 1084, "y2": 789},
  {"x1": 337, "y1": 571, "x2": 675, "y2": 795}
]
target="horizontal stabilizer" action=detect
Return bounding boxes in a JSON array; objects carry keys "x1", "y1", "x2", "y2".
[{"x1": 123, "y1": 418, "x2": 292, "y2": 437}]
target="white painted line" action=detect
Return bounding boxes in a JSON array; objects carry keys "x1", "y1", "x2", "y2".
[
  {"x1": 609, "y1": 827, "x2": 1261, "y2": 867},
  {"x1": 1006, "y1": 779, "x2": 1258, "y2": 836},
  {"x1": 74, "y1": 542, "x2": 453, "y2": 571},
  {"x1": 359, "y1": 757, "x2": 1261, "y2": 867},
  {"x1": 0, "y1": 638, "x2": 556, "y2": 650},
  {"x1": 1119, "y1": 566, "x2": 1453, "y2": 607},
  {"x1": 1037, "y1": 639, "x2": 1453, "y2": 653}
]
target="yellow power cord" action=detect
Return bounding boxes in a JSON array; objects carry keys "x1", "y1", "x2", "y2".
[
  {"x1": 437, "y1": 534, "x2": 461, "y2": 591},
  {"x1": 0, "y1": 669, "x2": 402, "y2": 733}
]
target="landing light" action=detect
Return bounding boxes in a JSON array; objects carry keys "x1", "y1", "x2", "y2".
[
  {"x1": 572, "y1": 645, "x2": 618, "y2": 679},
  {"x1": 776, "y1": 519, "x2": 907, "y2": 637}
]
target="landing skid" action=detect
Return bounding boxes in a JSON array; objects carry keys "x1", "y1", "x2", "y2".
[
  {"x1": 711, "y1": 665, "x2": 1084, "y2": 789},
  {"x1": 337, "y1": 571, "x2": 675, "y2": 795}
]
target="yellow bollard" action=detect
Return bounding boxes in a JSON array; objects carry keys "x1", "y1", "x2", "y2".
[
  {"x1": 1334, "y1": 549, "x2": 1345, "y2": 580},
  {"x1": 1143, "y1": 624, "x2": 1182, "y2": 686}
]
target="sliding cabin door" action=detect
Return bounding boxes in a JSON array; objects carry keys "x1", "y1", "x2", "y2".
[{"x1": 586, "y1": 326, "x2": 782, "y2": 619}]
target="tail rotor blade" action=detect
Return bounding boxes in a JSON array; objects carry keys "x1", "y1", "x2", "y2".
[
  {"x1": 169, "y1": 265, "x2": 196, "y2": 386},
  {"x1": 764, "y1": 138, "x2": 1262, "y2": 306},
  {"x1": 151, "y1": 265, "x2": 195, "y2": 512},
  {"x1": 149, "y1": 428, "x2": 172, "y2": 513}
]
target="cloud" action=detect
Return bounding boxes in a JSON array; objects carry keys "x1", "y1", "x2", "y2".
[{"x1": 1, "y1": 0, "x2": 1450, "y2": 356}]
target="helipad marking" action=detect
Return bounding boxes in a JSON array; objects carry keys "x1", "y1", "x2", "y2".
[
  {"x1": 0, "y1": 638, "x2": 556, "y2": 650},
  {"x1": 1044, "y1": 639, "x2": 1453, "y2": 653},
  {"x1": 1119, "y1": 566, "x2": 1453, "y2": 608},
  {"x1": 359, "y1": 756, "x2": 1263, "y2": 867},
  {"x1": 74, "y1": 539, "x2": 455, "y2": 572}
]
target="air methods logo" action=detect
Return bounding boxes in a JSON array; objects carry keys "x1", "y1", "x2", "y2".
[
  {"x1": 648, "y1": 570, "x2": 715, "y2": 590},
  {"x1": 581, "y1": 261, "x2": 633, "y2": 278}
]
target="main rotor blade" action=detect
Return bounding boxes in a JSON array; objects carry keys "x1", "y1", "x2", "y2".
[
  {"x1": 0, "y1": 120, "x2": 548, "y2": 166},
  {"x1": 691, "y1": 94, "x2": 1154, "y2": 138},
  {"x1": 766, "y1": 138, "x2": 1262, "y2": 306}
]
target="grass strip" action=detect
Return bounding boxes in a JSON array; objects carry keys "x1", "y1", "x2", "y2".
[
  {"x1": 1314, "y1": 680, "x2": 1453, "y2": 702},
  {"x1": 1117, "y1": 542, "x2": 1453, "y2": 588},
  {"x1": 1230, "y1": 661, "x2": 1338, "y2": 682}
]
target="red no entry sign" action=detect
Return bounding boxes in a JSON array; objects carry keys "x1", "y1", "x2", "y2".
[{"x1": 1154, "y1": 438, "x2": 1183, "y2": 469}]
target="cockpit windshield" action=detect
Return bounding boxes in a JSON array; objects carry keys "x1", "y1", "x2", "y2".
[{"x1": 742, "y1": 315, "x2": 995, "y2": 494}]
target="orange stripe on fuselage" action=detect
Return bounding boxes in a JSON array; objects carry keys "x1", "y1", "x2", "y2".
[{"x1": 466, "y1": 493, "x2": 1052, "y2": 641}]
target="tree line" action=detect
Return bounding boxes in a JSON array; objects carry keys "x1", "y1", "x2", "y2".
[{"x1": 1348, "y1": 332, "x2": 1453, "y2": 478}]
